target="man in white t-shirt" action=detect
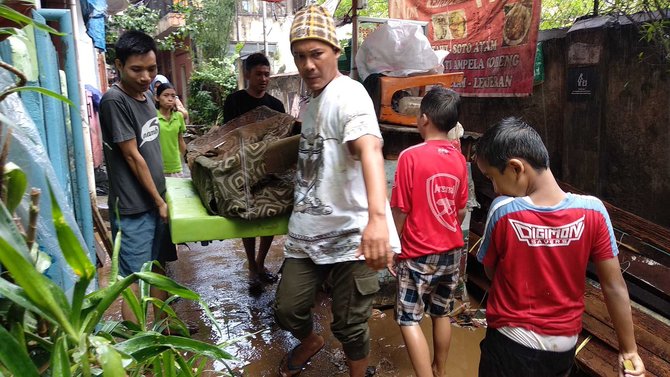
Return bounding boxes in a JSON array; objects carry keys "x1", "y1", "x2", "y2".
[{"x1": 274, "y1": 5, "x2": 400, "y2": 377}]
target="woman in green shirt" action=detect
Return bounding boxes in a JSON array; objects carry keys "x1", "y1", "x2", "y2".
[{"x1": 156, "y1": 83, "x2": 187, "y2": 177}]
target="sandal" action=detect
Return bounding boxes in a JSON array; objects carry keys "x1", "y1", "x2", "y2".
[
  {"x1": 259, "y1": 271, "x2": 279, "y2": 283},
  {"x1": 279, "y1": 342, "x2": 324, "y2": 376}
]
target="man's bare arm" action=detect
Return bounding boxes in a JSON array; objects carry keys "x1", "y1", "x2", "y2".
[
  {"x1": 349, "y1": 134, "x2": 392, "y2": 270},
  {"x1": 117, "y1": 139, "x2": 168, "y2": 222}
]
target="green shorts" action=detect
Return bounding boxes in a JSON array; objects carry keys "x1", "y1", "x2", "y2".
[{"x1": 274, "y1": 258, "x2": 380, "y2": 361}]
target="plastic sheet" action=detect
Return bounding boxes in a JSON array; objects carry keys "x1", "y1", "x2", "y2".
[
  {"x1": 81, "y1": 0, "x2": 107, "y2": 51},
  {"x1": 355, "y1": 20, "x2": 443, "y2": 81},
  {"x1": 0, "y1": 68, "x2": 89, "y2": 297}
]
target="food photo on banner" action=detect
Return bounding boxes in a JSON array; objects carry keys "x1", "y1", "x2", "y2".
[{"x1": 389, "y1": 0, "x2": 541, "y2": 96}]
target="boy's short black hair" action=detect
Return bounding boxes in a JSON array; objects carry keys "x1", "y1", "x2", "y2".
[
  {"x1": 475, "y1": 117, "x2": 550, "y2": 173},
  {"x1": 420, "y1": 87, "x2": 460, "y2": 132},
  {"x1": 115, "y1": 30, "x2": 158, "y2": 65},
  {"x1": 244, "y1": 52, "x2": 270, "y2": 72}
]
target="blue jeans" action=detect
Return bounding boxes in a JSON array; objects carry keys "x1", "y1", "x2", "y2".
[{"x1": 110, "y1": 209, "x2": 170, "y2": 277}]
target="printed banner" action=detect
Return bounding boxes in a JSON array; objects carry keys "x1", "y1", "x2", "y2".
[{"x1": 389, "y1": 0, "x2": 541, "y2": 96}]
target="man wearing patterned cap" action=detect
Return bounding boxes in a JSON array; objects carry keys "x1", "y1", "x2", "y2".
[{"x1": 274, "y1": 4, "x2": 401, "y2": 377}]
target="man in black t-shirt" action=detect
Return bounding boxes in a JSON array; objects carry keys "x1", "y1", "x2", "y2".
[
  {"x1": 100, "y1": 31, "x2": 170, "y2": 322},
  {"x1": 223, "y1": 53, "x2": 286, "y2": 289},
  {"x1": 223, "y1": 53, "x2": 285, "y2": 122}
]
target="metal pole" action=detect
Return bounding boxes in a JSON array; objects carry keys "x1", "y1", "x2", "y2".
[
  {"x1": 262, "y1": 1, "x2": 268, "y2": 55},
  {"x1": 351, "y1": 0, "x2": 358, "y2": 80},
  {"x1": 37, "y1": 9, "x2": 95, "y2": 260}
]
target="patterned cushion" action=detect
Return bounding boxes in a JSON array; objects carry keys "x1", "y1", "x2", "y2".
[{"x1": 188, "y1": 106, "x2": 298, "y2": 219}]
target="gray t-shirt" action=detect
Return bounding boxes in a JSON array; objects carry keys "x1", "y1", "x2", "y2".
[{"x1": 100, "y1": 84, "x2": 165, "y2": 215}]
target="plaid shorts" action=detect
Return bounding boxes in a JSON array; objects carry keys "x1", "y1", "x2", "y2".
[{"x1": 395, "y1": 251, "x2": 461, "y2": 326}]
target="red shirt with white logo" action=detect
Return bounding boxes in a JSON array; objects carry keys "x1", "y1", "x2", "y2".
[
  {"x1": 477, "y1": 194, "x2": 618, "y2": 336},
  {"x1": 391, "y1": 141, "x2": 468, "y2": 259}
]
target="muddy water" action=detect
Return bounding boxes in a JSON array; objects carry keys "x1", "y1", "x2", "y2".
[{"x1": 101, "y1": 237, "x2": 485, "y2": 376}]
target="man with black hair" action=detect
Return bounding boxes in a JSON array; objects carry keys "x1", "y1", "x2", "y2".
[
  {"x1": 223, "y1": 52, "x2": 286, "y2": 288},
  {"x1": 223, "y1": 52, "x2": 285, "y2": 122},
  {"x1": 99, "y1": 30, "x2": 170, "y2": 322}
]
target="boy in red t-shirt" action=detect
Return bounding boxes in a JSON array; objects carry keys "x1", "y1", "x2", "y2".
[
  {"x1": 475, "y1": 117, "x2": 645, "y2": 377},
  {"x1": 390, "y1": 87, "x2": 468, "y2": 377}
]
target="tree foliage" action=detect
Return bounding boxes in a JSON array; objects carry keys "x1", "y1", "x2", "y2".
[
  {"x1": 187, "y1": 48, "x2": 241, "y2": 127},
  {"x1": 106, "y1": 1, "x2": 237, "y2": 63},
  {"x1": 332, "y1": 0, "x2": 389, "y2": 20},
  {"x1": 541, "y1": 0, "x2": 669, "y2": 65},
  {"x1": 186, "y1": 0, "x2": 237, "y2": 63},
  {"x1": 105, "y1": 5, "x2": 160, "y2": 46}
]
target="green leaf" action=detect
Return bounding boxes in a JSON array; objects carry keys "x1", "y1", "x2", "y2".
[
  {"x1": 70, "y1": 278, "x2": 89, "y2": 329},
  {"x1": 50, "y1": 335, "x2": 72, "y2": 377},
  {"x1": 90, "y1": 336, "x2": 128, "y2": 377},
  {"x1": 0, "y1": 5, "x2": 64, "y2": 36},
  {"x1": 0, "y1": 203, "x2": 74, "y2": 336},
  {"x1": 121, "y1": 287, "x2": 146, "y2": 330},
  {"x1": 0, "y1": 86, "x2": 74, "y2": 106},
  {"x1": 115, "y1": 333, "x2": 234, "y2": 363},
  {"x1": 0, "y1": 27, "x2": 19, "y2": 36},
  {"x1": 81, "y1": 275, "x2": 138, "y2": 334},
  {"x1": 161, "y1": 351, "x2": 176, "y2": 377},
  {"x1": 49, "y1": 185, "x2": 96, "y2": 280},
  {"x1": 134, "y1": 272, "x2": 200, "y2": 300},
  {"x1": 31, "y1": 247, "x2": 52, "y2": 274},
  {"x1": 2, "y1": 162, "x2": 27, "y2": 213},
  {"x1": 0, "y1": 198, "x2": 30, "y2": 259},
  {"x1": 145, "y1": 297, "x2": 178, "y2": 323},
  {"x1": 0, "y1": 278, "x2": 52, "y2": 322},
  {"x1": 174, "y1": 354, "x2": 196, "y2": 377},
  {"x1": 109, "y1": 226, "x2": 122, "y2": 284},
  {"x1": 9, "y1": 322, "x2": 26, "y2": 356},
  {"x1": 76, "y1": 333, "x2": 91, "y2": 376},
  {"x1": 0, "y1": 326, "x2": 40, "y2": 377},
  {"x1": 138, "y1": 261, "x2": 154, "y2": 307}
]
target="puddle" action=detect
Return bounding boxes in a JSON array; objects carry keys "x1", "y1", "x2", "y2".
[{"x1": 101, "y1": 237, "x2": 486, "y2": 376}]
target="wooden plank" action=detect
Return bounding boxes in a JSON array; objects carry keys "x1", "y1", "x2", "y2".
[
  {"x1": 617, "y1": 246, "x2": 670, "y2": 302},
  {"x1": 93, "y1": 232, "x2": 108, "y2": 267},
  {"x1": 582, "y1": 313, "x2": 670, "y2": 376},
  {"x1": 559, "y1": 182, "x2": 670, "y2": 258},
  {"x1": 91, "y1": 201, "x2": 113, "y2": 260},
  {"x1": 584, "y1": 283, "x2": 670, "y2": 362},
  {"x1": 575, "y1": 335, "x2": 621, "y2": 377},
  {"x1": 576, "y1": 336, "x2": 660, "y2": 377}
]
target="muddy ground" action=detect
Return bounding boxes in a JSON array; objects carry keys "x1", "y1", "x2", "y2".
[{"x1": 100, "y1": 237, "x2": 486, "y2": 376}]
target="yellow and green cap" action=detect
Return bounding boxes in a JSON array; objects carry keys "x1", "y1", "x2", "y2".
[{"x1": 290, "y1": 4, "x2": 339, "y2": 50}]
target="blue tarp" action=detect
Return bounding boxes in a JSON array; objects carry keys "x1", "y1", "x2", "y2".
[{"x1": 81, "y1": 0, "x2": 107, "y2": 51}]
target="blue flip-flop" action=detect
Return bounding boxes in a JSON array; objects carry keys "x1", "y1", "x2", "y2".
[{"x1": 279, "y1": 343, "x2": 324, "y2": 376}]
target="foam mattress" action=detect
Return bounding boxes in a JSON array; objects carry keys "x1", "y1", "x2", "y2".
[{"x1": 165, "y1": 177, "x2": 290, "y2": 243}]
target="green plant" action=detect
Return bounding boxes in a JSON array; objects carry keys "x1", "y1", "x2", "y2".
[
  {"x1": 186, "y1": 0, "x2": 237, "y2": 63},
  {"x1": 0, "y1": 9, "x2": 237, "y2": 373},
  {"x1": 105, "y1": 4, "x2": 160, "y2": 46},
  {"x1": 187, "y1": 55, "x2": 239, "y2": 127},
  {"x1": 328, "y1": 0, "x2": 389, "y2": 20},
  {"x1": 0, "y1": 120, "x2": 236, "y2": 375}
]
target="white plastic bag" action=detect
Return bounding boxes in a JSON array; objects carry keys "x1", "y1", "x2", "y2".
[{"x1": 356, "y1": 20, "x2": 443, "y2": 81}]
